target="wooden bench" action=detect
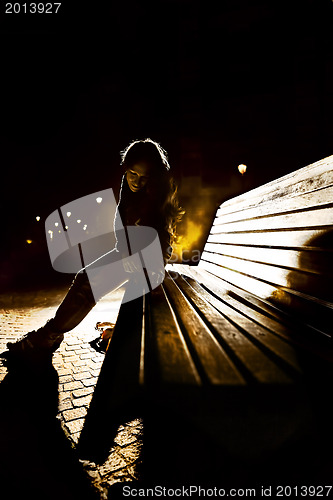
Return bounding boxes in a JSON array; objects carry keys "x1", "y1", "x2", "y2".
[{"x1": 78, "y1": 155, "x2": 333, "y2": 485}]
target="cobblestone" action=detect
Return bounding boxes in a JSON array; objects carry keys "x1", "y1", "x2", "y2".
[
  {"x1": 73, "y1": 387, "x2": 94, "y2": 398},
  {"x1": 59, "y1": 399, "x2": 73, "y2": 412},
  {"x1": 63, "y1": 406, "x2": 88, "y2": 422},
  {"x1": 72, "y1": 371, "x2": 92, "y2": 381},
  {"x1": 72, "y1": 394, "x2": 93, "y2": 408},
  {"x1": 0, "y1": 284, "x2": 143, "y2": 499},
  {"x1": 62, "y1": 380, "x2": 85, "y2": 392},
  {"x1": 64, "y1": 418, "x2": 86, "y2": 436},
  {"x1": 81, "y1": 377, "x2": 98, "y2": 387},
  {"x1": 59, "y1": 374, "x2": 74, "y2": 384}
]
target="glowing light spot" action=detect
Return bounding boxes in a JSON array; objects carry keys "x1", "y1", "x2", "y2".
[
  {"x1": 238, "y1": 164, "x2": 247, "y2": 175},
  {"x1": 67, "y1": 212, "x2": 71, "y2": 217},
  {"x1": 77, "y1": 219, "x2": 81, "y2": 223},
  {"x1": 65, "y1": 225, "x2": 69, "y2": 230},
  {"x1": 83, "y1": 224, "x2": 87, "y2": 230},
  {"x1": 172, "y1": 220, "x2": 204, "y2": 262},
  {"x1": 26, "y1": 239, "x2": 32, "y2": 244},
  {"x1": 96, "y1": 197, "x2": 103, "y2": 204},
  {"x1": 55, "y1": 222, "x2": 59, "y2": 227},
  {"x1": 48, "y1": 230, "x2": 53, "y2": 240},
  {"x1": 36, "y1": 216, "x2": 40, "y2": 222}
]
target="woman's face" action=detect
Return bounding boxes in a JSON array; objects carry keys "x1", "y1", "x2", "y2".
[{"x1": 126, "y1": 161, "x2": 151, "y2": 193}]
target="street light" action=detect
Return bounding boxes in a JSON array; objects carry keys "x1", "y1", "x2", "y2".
[{"x1": 238, "y1": 164, "x2": 247, "y2": 175}]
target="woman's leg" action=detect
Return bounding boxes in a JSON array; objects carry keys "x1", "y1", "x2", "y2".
[
  {"x1": 6, "y1": 270, "x2": 97, "y2": 356},
  {"x1": 6, "y1": 248, "x2": 129, "y2": 358},
  {"x1": 48, "y1": 270, "x2": 97, "y2": 334}
]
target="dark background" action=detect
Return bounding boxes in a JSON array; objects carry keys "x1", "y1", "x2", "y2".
[{"x1": 1, "y1": 0, "x2": 333, "y2": 288}]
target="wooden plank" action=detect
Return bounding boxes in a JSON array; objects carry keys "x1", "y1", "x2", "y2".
[
  {"x1": 197, "y1": 260, "x2": 333, "y2": 336},
  {"x1": 169, "y1": 264, "x2": 333, "y2": 356},
  {"x1": 145, "y1": 284, "x2": 202, "y2": 386},
  {"x1": 207, "y1": 229, "x2": 328, "y2": 249},
  {"x1": 217, "y1": 174, "x2": 333, "y2": 219},
  {"x1": 200, "y1": 252, "x2": 332, "y2": 302},
  {"x1": 210, "y1": 206, "x2": 333, "y2": 234},
  {"x1": 200, "y1": 255, "x2": 333, "y2": 316},
  {"x1": 203, "y1": 243, "x2": 333, "y2": 275},
  {"x1": 94, "y1": 294, "x2": 145, "y2": 403},
  {"x1": 168, "y1": 263, "x2": 286, "y2": 323},
  {"x1": 171, "y1": 261, "x2": 286, "y2": 312},
  {"x1": 162, "y1": 274, "x2": 245, "y2": 386},
  {"x1": 218, "y1": 156, "x2": 333, "y2": 213},
  {"x1": 169, "y1": 263, "x2": 297, "y2": 325},
  {"x1": 180, "y1": 274, "x2": 300, "y2": 343},
  {"x1": 77, "y1": 294, "x2": 145, "y2": 461},
  {"x1": 215, "y1": 187, "x2": 333, "y2": 225},
  {"x1": 172, "y1": 273, "x2": 302, "y2": 381}
]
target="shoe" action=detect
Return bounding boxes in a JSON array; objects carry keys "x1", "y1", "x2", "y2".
[{"x1": 5, "y1": 323, "x2": 64, "y2": 361}]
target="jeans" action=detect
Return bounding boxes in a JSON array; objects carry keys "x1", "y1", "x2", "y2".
[
  {"x1": 47, "y1": 248, "x2": 129, "y2": 334},
  {"x1": 45, "y1": 226, "x2": 166, "y2": 335},
  {"x1": 47, "y1": 271, "x2": 98, "y2": 334}
]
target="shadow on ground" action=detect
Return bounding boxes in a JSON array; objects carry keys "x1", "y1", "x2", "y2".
[{"x1": 0, "y1": 357, "x2": 98, "y2": 500}]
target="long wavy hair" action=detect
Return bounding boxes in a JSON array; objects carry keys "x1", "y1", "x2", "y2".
[{"x1": 118, "y1": 138, "x2": 184, "y2": 245}]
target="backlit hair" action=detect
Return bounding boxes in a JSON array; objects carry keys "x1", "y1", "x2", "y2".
[
  {"x1": 120, "y1": 138, "x2": 170, "y2": 172},
  {"x1": 119, "y1": 138, "x2": 184, "y2": 245}
]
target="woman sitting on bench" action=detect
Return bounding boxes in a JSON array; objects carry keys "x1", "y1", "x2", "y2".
[{"x1": 5, "y1": 138, "x2": 184, "y2": 362}]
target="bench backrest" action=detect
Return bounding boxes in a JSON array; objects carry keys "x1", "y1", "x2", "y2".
[{"x1": 199, "y1": 155, "x2": 333, "y2": 339}]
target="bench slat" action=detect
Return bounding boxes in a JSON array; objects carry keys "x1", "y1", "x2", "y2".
[
  {"x1": 200, "y1": 251, "x2": 332, "y2": 302},
  {"x1": 170, "y1": 263, "x2": 296, "y2": 323},
  {"x1": 145, "y1": 284, "x2": 202, "y2": 387},
  {"x1": 198, "y1": 259, "x2": 332, "y2": 337},
  {"x1": 200, "y1": 254, "x2": 331, "y2": 308},
  {"x1": 216, "y1": 189, "x2": 333, "y2": 226},
  {"x1": 169, "y1": 264, "x2": 333, "y2": 360},
  {"x1": 171, "y1": 273, "x2": 300, "y2": 384},
  {"x1": 204, "y1": 243, "x2": 332, "y2": 276},
  {"x1": 217, "y1": 179, "x2": 333, "y2": 221},
  {"x1": 162, "y1": 274, "x2": 245, "y2": 386},
  {"x1": 207, "y1": 229, "x2": 329, "y2": 250},
  {"x1": 169, "y1": 263, "x2": 294, "y2": 326},
  {"x1": 176, "y1": 275, "x2": 303, "y2": 374},
  {"x1": 184, "y1": 272, "x2": 313, "y2": 341},
  {"x1": 218, "y1": 156, "x2": 333, "y2": 214},
  {"x1": 210, "y1": 206, "x2": 333, "y2": 234}
]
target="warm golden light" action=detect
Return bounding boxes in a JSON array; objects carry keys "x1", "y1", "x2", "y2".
[
  {"x1": 36, "y1": 216, "x2": 40, "y2": 222},
  {"x1": 172, "y1": 219, "x2": 204, "y2": 263},
  {"x1": 26, "y1": 239, "x2": 32, "y2": 244},
  {"x1": 238, "y1": 164, "x2": 247, "y2": 175}
]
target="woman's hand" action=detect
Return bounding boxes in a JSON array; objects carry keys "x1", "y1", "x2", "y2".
[{"x1": 95, "y1": 322, "x2": 115, "y2": 341}]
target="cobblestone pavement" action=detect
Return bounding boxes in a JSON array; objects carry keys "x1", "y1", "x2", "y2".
[{"x1": 0, "y1": 283, "x2": 143, "y2": 499}]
